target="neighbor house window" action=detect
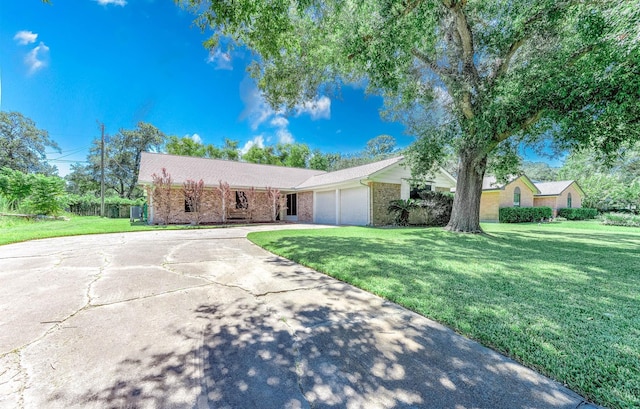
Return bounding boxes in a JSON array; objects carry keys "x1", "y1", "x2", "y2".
[
  {"x1": 567, "y1": 193, "x2": 572, "y2": 208},
  {"x1": 514, "y1": 187, "x2": 521, "y2": 207},
  {"x1": 286, "y1": 193, "x2": 297, "y2": 216},
  {"x1": 410, "y1": 184, "x2": 432, "y2": 200},
  {"x1": 236, "y1": 191, "x2": 248, "y2": 209}
]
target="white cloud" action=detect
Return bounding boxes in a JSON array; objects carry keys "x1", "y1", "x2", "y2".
[
  {"x1": 185, "y1": 133, "x2": 202, "y2": 144},
  {"x1": 239, "y1": 78, "x2": 298, "y2": 144},
  {"x1": 240, "y1": 135, "x2": 265, "y2": 155},
  {"x1": 276, "y1": 128, "x2": 294, "y2": 144},
  {"x1": 95, "y1": 0, "x2": 127, "y2": 6},
  {"x1": 25, "y1": 42, "x2": 50, "y2": 75},
  {"x1": 206, "y1": 49, "x2": 233, "y2": 70},
  {"x1": 295, "y1": 96, "x2": 331, "y2": 120},
  {"x1": 270, "y1": 116, "x2": 289, "y2": 128},
  {"x1": 14, "y1": 30, "x2": 38, "y2": 45},
  {"x1": 239, "y1": 78, "x2": 276, "y2": 130}
]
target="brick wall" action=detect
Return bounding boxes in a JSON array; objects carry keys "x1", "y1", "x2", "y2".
[
  {"x1": 557, "y1": 184, "x2": 582, "y2": 210},
  {"x1": 151, "y1": 187, "x2": 275, "y2": 224},
  {"x1": 533, "y1": 196, "x2": 558, "y2": 216},
  {"x1": 480, "y1": 191, "x2": 500, "y2": 221},
  {"x1": 500, "y1": 178, "x2": 535, "y2": 208},
  {"x1": 371, "y1": 182, "x2": 401, "y2": 225},
  {"x1": 297, "y1": 191, "x2": 313, "y2": 223}
]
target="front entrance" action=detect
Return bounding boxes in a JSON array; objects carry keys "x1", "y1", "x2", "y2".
[{"x1": 284, "y1": 193, "x2": 298, "y2": 221}]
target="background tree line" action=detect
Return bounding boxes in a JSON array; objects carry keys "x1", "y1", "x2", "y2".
[{"x1": 2, "y1": 108, "x2": 638, "y2": 215}]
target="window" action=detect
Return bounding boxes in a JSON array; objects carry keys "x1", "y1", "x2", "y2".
[
  {"x1": 236, "y1": 191, "x2": 248, "y2": 209},
  {"x1": 286, "y1": 193, "x2": 297, "y2": 216},
  {"x1": 514, "y1": 187, "x2": 521, "y2": 207},
  {"x1": 567, "y1": 193, "x2": 572, "y2": 208},
  {"x1": 410, "y1": 184, "x2": 432, "y2": 200},
  {"x1": 184, "y1": 194, "x2": 197, "y2": 213}
]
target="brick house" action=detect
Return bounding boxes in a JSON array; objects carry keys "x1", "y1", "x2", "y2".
[
  {"x1": 479, "y1": 175, "x2": 584, "y2": 222},
  {"x1": 137, "y1": 152, "x2": 457, "y2": 226}
]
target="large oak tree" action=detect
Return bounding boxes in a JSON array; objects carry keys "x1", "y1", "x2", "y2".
[
  {"x1": 180, "y1": 0, "x2": 639, "y2": 232},
  {"x1": 0, "y1": 111, "x2": 60, "y2": 175}
]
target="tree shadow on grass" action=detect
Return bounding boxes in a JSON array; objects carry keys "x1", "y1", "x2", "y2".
[{"x1": 250, "y1": 228, "x2": 639, "y2": 408}]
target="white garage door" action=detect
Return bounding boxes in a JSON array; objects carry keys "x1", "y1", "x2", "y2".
[
  {"x1": 340, "y1": 186, "x2": 369, "y2": 225},
  {"x1": 315, "y1": 191, "x2": 336, "y2": 224}
]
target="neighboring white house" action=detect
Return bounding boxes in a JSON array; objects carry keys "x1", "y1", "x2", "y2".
[{"x1": 137, "y1": 152, "x2": 457, "y2": 226}]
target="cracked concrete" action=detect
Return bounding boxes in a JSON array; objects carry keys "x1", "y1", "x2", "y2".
[{"x1": 0, "y1": 224, "x2": 601, "y2": 409}]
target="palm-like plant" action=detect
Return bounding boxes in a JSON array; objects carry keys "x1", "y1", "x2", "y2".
[{"x1": 387, "y1": 199, "x2": 419, "y2": 226}]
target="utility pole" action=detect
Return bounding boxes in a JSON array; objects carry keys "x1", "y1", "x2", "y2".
[{"x1": 100, "y1": 123, "x2": 105, "y2": 218}]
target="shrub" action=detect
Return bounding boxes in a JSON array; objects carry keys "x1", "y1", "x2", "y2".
[
  {"x1": 414, "y1": 191, "x2": 454, "y2": 226},
  {"x1": 557, "y1": 208, "x2": 598, "y2": 220},
  {"x1": 387, "y1": 199, "x2": 419, "y2": 226},
  {"x1": 601, "y1": 212, "x2": 640, "y2": 227},
  {"x1": 499, "y1": 207, "x2": 552, "y2": 223},
  {"x1": 0, "y1": 167, "x2": 35, "y2": 211},
  {"x1": 23, "y1": 174, "x2": 68, "y2": 216}
]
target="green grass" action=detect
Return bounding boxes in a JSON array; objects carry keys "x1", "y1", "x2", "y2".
[
  {"x1": 0, "y1": 215, "x2": 220, "y2": 246},
  {"x1": 248, "y1": 221, "x2": 640, "y2": 409}
]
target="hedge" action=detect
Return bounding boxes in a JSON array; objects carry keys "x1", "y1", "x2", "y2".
[
  {"x1": 601, "y1": 212, "x2": 640, "y2": 227},
  {"x1": 557, "y1": 208, "x2": 598, "y2": 220},
  {"x1": 499, "y1": 207, "x2": 552, "y2": 223}
]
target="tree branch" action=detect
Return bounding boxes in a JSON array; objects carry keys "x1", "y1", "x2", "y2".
[
  {"x1": 411, "y1": 48, "x2": 454, "y2": 80},
  {"x1": 495, "y1": 110, "x2": 544, "y2": 144}
]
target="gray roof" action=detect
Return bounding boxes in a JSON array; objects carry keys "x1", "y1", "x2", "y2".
[
  {"x1": 138, "y1": 152, "x2": 326, "y2": 190},
  {"x1": 534, "y1": 181, "x2": 577, "y2": 196},
  {"x1": 482, "y1": 175, "x2": 518, "y2": 190},
  {"x1": 482, "y1": 175, "x2": 541, "y2": 194},
  {"x1": 295, "y1": 156, "x2": 405, "y2": 189}
]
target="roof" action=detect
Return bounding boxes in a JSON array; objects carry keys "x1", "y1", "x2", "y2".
[
  {"x1": 295, "y1": 156, "x2": 405, "y2": 189},
  {"x1": 482, "y1": 175, "x2": 540, "y2": 194},
  {"x1": 138, "y1": 152, "x2": 326, "y2": 190},
  {"x1": 534, "y1": 180, "x2": 583, "y2": 196}
]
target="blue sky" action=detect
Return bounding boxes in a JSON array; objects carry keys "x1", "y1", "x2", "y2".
[{"x1": 2, "y1": 0, "x2": 560, "y2": 176}]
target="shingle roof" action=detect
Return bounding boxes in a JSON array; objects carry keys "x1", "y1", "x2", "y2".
[
  {"x1": 482, "y1": 175, "x2": 518, "y2": 190},
  {"x1": 138, "y1": 152, "x2": 326, "y2": 190},
  {"x1": 295, "y1": 156, "x2": 405, "y2": 189},
  {"x1": 534, "y1": 181, "x2": 576, "y2": 196},
  {"x1": 481, "y1": 175, "x2": 540, "y2": 194}
]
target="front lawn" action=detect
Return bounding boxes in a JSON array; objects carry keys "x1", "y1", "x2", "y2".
[
  {"x1": 0, "y1": 215, "x2": 219, "y2": 246},
  {"x1": 248, "y1": 221, "x2": 640, "y2": 409}
]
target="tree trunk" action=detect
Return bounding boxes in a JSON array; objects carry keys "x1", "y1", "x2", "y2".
[{"x1": 445, "y1": 149, "x2": 488, "y2": 233}]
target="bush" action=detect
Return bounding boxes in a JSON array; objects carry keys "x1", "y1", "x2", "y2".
[
  {"x1": 557, "y1": 208, "x2": 598, "y2": 220},
  {"x1": 387, "y1": 199, "x2": 419, "y2": 226},
  {"x1": 499, "y1": 207, "x2": 552, "y2": 223},
  {"x1": 23, "y1": 174, "x2": 68, "y2": 216},
  {"x1": 601, "y1": 212, "x2": 640, "y2": 227},
  {"x1": 413, "y1": 191, "x2": 454, "y2": 226}
]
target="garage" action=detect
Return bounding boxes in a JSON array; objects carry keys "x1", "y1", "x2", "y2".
[
  {"x1": 314, "y1": 191, "x2": 336, "y2": 224},
  {"x1": 339, "y1": 186, "x2": 369, "y2": 225}
]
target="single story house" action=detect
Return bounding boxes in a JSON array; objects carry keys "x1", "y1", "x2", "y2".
[
  {"x1": 137, "y1": 152, "x2": 457, "y2": 226},
  {"x1": 479, "y1": 175, "x2": 584, "y2": 222}
]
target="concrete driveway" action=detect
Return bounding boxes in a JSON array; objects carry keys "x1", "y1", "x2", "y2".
[{"x1": 0, "y1": 225, "x2": 598, "y2": 409}]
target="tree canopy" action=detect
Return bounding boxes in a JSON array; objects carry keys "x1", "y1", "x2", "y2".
[
  {"x1": 181, "y1": 0, "x2": 640, "y2": 232},
  {"x1": 0, "y1": 111, "x2": 60, "y2": 175}
]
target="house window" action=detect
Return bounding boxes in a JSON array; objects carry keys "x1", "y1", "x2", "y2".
[
  {"x1": 286, "y1": 193, "x2": 297, "y2": 216},
  {"x1": 514, "y1": 187, "x2": 521, "y2": 207},
  {"x1": 567, "y1": 193, "x2": 572, "y2": 208},
  {"x1": 410, "y1": 184, "x2": 432, "y2": 199},
  {"x1": 236, "y1": 191, "x2": 248, "y2": 209},
  {"x1": 184, "y1": 194, "x2": 197, "y2": 213}
]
